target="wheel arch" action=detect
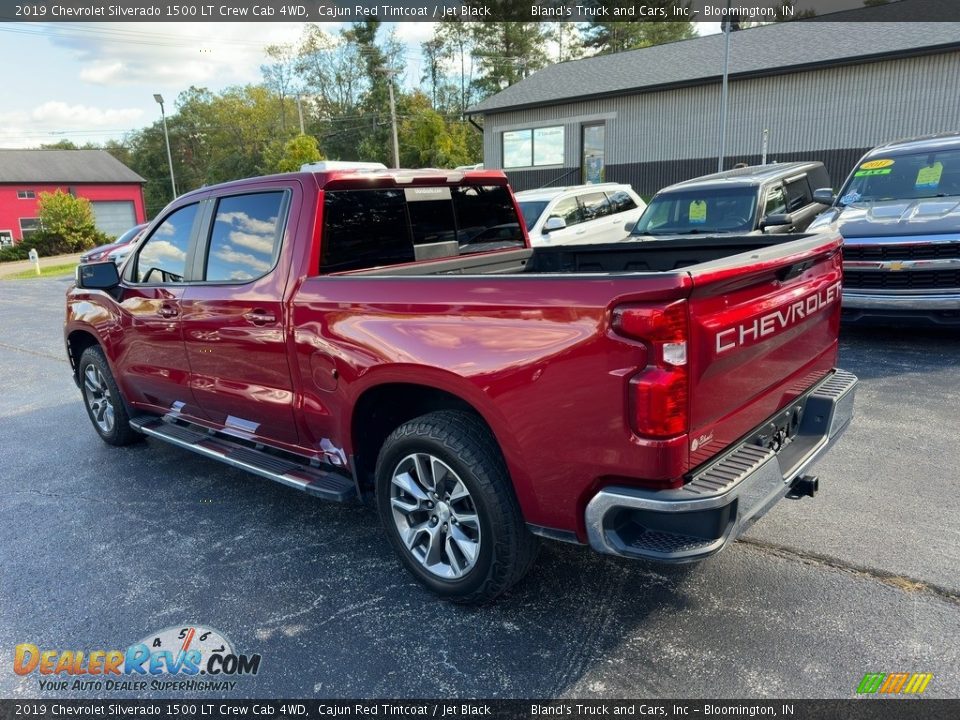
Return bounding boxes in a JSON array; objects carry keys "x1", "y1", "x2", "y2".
[
  {"x1": 66, "y1": 328, "x2": 102, "y2": 386},
  {"x1": 349, "y1": 381, "x2": 534, "y2": 517}
]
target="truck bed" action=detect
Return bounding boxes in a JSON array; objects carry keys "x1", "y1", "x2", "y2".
[{"x1": 350, "y1": 235, "x2": 815, "y2": 277}]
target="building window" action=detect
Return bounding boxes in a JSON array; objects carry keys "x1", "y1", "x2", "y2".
[
  {"x1": 0, "y1": 231, "x2": 13, "y2": 247},
  {"x1": 503, "y1": 126, "x2": 564, "y2": 169},
  {"x1": 19, "y1": 218, "x2": 40, "y2": 236},
  {"x1": 17, "y1": 190, "x2": 36, "y2": 200}
]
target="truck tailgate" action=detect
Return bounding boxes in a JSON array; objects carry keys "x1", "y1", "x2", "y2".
[{"x1": 684, "y1": 233, "x2": 843, "y2": 468}]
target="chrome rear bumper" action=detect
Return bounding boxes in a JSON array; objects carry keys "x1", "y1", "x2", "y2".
[{"x1": 585, "y1": 369, "x2": 858, "y2": 562}]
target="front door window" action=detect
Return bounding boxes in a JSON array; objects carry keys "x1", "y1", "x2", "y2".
[{"x1": 582, "y1": 124, "x2": 605, "y2": 184}]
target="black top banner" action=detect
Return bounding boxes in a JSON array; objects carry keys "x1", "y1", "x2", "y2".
[{"x1": 1, "y1": 0, "x2": 959, "y2": 23}]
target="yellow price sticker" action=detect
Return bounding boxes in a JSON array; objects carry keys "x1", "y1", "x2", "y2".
[
  {"x1": 915, "y1": 162, "x2": 943, "y2": 189},
  {"x1": 689, "y1": 200, "x2": 707, "y2": 224}
]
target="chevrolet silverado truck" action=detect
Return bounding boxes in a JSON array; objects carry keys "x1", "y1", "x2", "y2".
[
  {"x1": 66, "y1": 165, "x2": 857, "y2": 603},
  {"x1": 808, "y1": 133, "x2": 960, "y2": 325}
]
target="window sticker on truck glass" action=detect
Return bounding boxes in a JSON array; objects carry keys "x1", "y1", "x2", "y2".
[
  {"x1": 915, "y1": 162, "x2": 943, "y2": 190},
  {"x1": 689, "y1": 200, "x2": 707, "y2": 224},
  {"x1": 859, "y1": 158, "x2": 894, "y2": 170}
]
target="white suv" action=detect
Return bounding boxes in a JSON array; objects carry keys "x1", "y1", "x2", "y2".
[{"x1": 516, "y1": 183, "x2": 646, "y2": 246}]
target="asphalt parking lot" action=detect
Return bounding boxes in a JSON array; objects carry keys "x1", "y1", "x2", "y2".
[{"x1": 1, "y1": 275, "x2": 958, "y2": 699}]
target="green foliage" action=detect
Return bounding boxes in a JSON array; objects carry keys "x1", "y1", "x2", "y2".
[
  {"x1": 269, "y1": 135, "x2": 324, "y2": 173},
  {"x1": 36, "y1": 190, "x2": 108, "y2": 252},
  {"x1": 471, "y1": 21, "x2": 549, "y2": 96},
  {"x1": 584, "y1": 10, "x2": 696, "y2": 54}
]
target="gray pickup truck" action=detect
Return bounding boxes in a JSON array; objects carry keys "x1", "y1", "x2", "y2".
[{"x1": 808, "y1": 133, "x2": 960, "y2": 326}]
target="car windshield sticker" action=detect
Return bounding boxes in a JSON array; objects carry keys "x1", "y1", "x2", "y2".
[
  {"x1": 859, "y1": 158, "x2": 894, "y2": 170},
  {"x1": 915, "y1": 162, "x2": 943, "y2": 190},
  {"x1": 854, "y1": 168, "x2": 892, "y2": 178},
  {"x1": 840, "y1": 192, "x2": 861, "y2": 205},
  {"x1": 689, "y1": 200, "x2": 707, "y2": 224}
]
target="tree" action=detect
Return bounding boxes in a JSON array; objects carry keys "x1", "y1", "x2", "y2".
[
  {"x1": 37, "y1": 190, "x2": 105, "y2": 251},
  {"x1": 583, "y1": 7, "x2": 695, "y2": 55},
  {"x1": 398, "y1": 92, "x2": 476, "y2": 168},
  {"x1": 546, "y1": 22, "x2": 584, "y2": 63},
  {"x1": 268, "y1": 135, "x2": 324, "y2": 173},
  {"x1": 434, "y1": 20, "x2": 477, "y2": 115},
  {"x1": 471, "y1": 22, "x2": 549, "y2": 97}
]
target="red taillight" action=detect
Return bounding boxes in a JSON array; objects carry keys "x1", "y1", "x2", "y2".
[{"x1": 613, "y1": 300, "x2": 689, "y2": 439}]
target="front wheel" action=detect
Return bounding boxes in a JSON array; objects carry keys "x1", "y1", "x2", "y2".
[
  {"x1": 78, "y1": 346, "x2": 140, "y2": 446},
  {"x1": 375, "y1": 410, "x2": 538, "y2": 604}
]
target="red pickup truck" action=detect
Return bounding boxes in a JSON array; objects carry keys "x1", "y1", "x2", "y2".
[{"x1": 66, "y1": 167, "x2": 857, "y2": 603}]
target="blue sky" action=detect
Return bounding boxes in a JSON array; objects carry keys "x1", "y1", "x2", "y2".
[{"x1": 0, "y1": 21, "x2": 719, "y2": 149}]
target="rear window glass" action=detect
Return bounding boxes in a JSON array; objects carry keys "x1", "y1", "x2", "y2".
[
  {"x1": 321, "y1": 185, "x2": 524, "y2": 273},
  {"x1": 606, "y1": 190, "x2": 638, "y2": 213}
]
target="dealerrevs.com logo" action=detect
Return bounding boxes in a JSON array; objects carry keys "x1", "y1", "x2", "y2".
[{"x1": 14, "y1": 625, "x2": 261, "y2": 693}]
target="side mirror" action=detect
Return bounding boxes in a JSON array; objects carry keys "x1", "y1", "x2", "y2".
[
  {"x1": 543, "y1": 216, "x2": 566, "y2": 233},
  {"x1": 76, "y1": 261, "x2": 120, "y2": 290},
  {"x1": 812, "y1": 188, "x2": 836, "y2": 205},
  {"x1": 762, "y1": 213, "x2": 793, "y2": 228}
]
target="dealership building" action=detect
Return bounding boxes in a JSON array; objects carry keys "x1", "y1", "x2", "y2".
[{"x1": 468, "y1": 18, "x2": 960, "y2": 197}]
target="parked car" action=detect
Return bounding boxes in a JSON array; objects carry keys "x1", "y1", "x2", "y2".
[
  {"x1": 68, "y1": 166, "x2": 856, "y2": 603},
  {"x1": 516, "y1": 183, "x2": 646, "y2": 245},
  {"x1": 629, "y1": 162, "x2": 831, "y2": 240},
  {"x1": 79, "y1": 223, "x2": 147, "y2": 264},
  {"x1": 807, "y1": 133, "x2": 960, "y2": 326}
]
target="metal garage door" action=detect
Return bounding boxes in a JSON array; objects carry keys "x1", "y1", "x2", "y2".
[{"x1": 91, "y1": 201, "x2": 136, "y2": 238}]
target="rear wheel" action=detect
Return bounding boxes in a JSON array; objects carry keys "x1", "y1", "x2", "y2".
[
  {"x1": 79, "y1": 346, "x2": 140, "y2": 446},
  {"x1": 375, "y1": 410, "x2": 538, "y2": 604}
]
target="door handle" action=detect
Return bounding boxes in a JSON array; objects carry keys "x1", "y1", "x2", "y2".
[
  {"x1": 244, "y1": 309, "x2": 277, "y2": 325},
  {"x1": 158, "y1": 304, "x2": 179, "y2": 318}
]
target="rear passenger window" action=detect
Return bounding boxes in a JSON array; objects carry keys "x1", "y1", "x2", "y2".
[
  {"x1": 606, "y1": 190, "x2": 638, "y2": 213},
  {"x1": 321, "y1": 190, "x2": 415, "y2": 273},
  {"x1": 579, "y1": 192, "x2": 612, "y2": 220},
  {"x1": 134, "y1": 203, "x2": 198, "y2": 284},
  {"x1": 784, "y1": 177, "x2": 812, "y2": 212},
  {"x1": 320, "y1": 186, "x2": 524, "y2": 274},
  {"x1": 205, "y1": 192, "x2": 286, "y2": 282}
]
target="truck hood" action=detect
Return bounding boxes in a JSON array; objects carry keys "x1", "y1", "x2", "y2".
[{"x1": 812, "y1": 196, "x2": 960, "y2": 239}]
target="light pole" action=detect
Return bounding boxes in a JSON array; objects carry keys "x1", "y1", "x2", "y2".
[{"x1": 153, "y1": 94, "x2": 177, "y2": 198}]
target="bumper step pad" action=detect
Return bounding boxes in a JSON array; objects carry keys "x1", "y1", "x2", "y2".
[{"x1": 129, "y1": 416, "x2": 356, "y2": 502}]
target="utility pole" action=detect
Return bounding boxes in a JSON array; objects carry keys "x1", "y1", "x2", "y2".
[
  {"x1": 296, "y1": 94, "x2": 305, "y2": 135},
  {"x1": 386, "y1": 75, "x2": 400, "y2": 169},
  {"x1": 717, "y1": 19, "x2": 735, "y2": 173},
  {"x1": 153, "y1": 93, "x2": 177, "y2": 198}
]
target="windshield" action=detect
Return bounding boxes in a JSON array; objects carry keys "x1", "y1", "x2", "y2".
[
  {"x1": 517, "y1": 201, "x2": 549, "y2": 231},
  {"x1": 838, "y1": 148, "x2": 960, "y2": 206},
  {"x1": 632, "y1": 187, "x2": 757, "y2": 235}
]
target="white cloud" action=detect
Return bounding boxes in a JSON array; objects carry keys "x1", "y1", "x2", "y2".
[
  {"x1": 48, "y1": 22, "x2": 310, "y2": 88},
  {"x1": 31, "y1": 101, "x2": 143, "y2": 127}
]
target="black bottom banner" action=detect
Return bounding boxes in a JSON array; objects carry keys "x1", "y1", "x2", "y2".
[{"x1": 1, "y1": 700, "x2": 959, "y2": 720}]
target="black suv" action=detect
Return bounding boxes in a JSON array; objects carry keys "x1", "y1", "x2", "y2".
[{"x1": 630, "y1": 162, "x2": 831, "y2": 240}]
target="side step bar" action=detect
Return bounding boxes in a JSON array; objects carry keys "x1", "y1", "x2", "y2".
[{"x1": 129, "y1": 416, "x2": 356, "y2": 503}]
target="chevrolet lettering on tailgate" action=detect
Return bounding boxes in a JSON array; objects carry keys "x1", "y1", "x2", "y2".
[{"x1": 716, "y1": 281, "x2": 843, "y2": 354}]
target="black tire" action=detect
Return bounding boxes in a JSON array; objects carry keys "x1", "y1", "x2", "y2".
[
  {"x1": 375, "y1": 410, "x2": 539, "y2": 604},
  {"x1": 78, "y1": 346, "x2": 141, "y2": 447}
]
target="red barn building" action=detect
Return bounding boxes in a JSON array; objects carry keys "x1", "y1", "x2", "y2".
[{"x1": 0, "y1": 149, "x2": 146, "y2": 246}]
